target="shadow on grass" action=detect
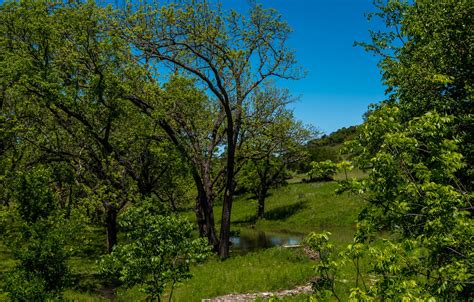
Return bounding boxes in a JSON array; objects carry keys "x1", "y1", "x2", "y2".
[
  {"x1": 263, "y1": 201, "x2": 307, "y2": 221},
  {"x1": 234, "y1": 200, "x2": 308, "y2": 225}
]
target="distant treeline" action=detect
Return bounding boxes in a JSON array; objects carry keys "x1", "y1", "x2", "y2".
[{"x1": 305, "y1": 126, "x2": 358, "y2": 165}]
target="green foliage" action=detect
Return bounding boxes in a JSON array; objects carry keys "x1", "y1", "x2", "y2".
[
  {"x1": 303, "y1": 2, "x2": 473, "y2": 298},
  {"x1": 2, "y1": 168, "x2": 71, "y2": 301},
  {"x1": 3, "y1": 270, "x2": 49, "y2": 302},
  {"x1": 0, "y1": 177, "x2": 363, "y2": 301},
  {"x1": 238, "y1": 85, "x2": 314, "y2": 217},
  {"x1": 239, "y1": 159, "x2": 289, "y2": 195},
  {"x1": 0, "y1": 0, "x2": 184, "y2": 252},
  {"x1": 99, "y1": 202, "x2": 211, "y2": 301},
  {"x1": 303, "y1": 231, "x2": 341, "y2": 301},
  {"x1": 311, "y1": 126, "x2": 358, "y2": 147},
  {"x1": 301, "y1": 1, "x2": 474, "y2": 299},
  {"x1": 339, "y1": 106, "x2": 473, "y2": 299},
  {"x1": 307, "y1": 160, "x2": 337, "y2": 181},
  {"x1": 358, "y1": 0, "x2": 473, "y2": 188},
  {"x1": 13, "y1": 169, "x2": 56, "y2": 223},
  {"x1": 122, "y1": 0, "x2": 302, "y2": 258},
  {"x1": 305, "y1": 126, "x2": 358, "y2": 165}
]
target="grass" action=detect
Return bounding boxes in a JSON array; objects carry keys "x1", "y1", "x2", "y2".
[
  {"x1": 0, "y1": 242, "x2": 15, "y2": 301},
  {"x1": 167, "y1": 174, "x2": 366, "y2": 301},
  {"x1": 117, "y1": 247, "x2": 314, "y2": 302},
  {"x1": 196, "y1": 171, "x2": 366, "y2": 242},
  {"x1": 0, "y1": 173, "x2": 366, "y2": 301}
]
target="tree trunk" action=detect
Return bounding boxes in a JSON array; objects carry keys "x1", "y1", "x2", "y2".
[
  {"x1": 219, "y1": 136, "x2": 236, "y2": 259},
  {"x1": 195, "y1": 176, "x2": 219, "y2": 250},
  {"x1": 219, "y1": 187, "x2": 232, "y2": 259},
  {"x1": 195, "y1": 199, "x2": 206, "y2": 238},
  {"x1": 157, "y1": 119, "x2": 220, "y2": 250},
  {"x1": 203, "y1": 195, "x2": 219, "y2": 251},
  {"x1": 257, "y1": 185, "x2": 268, "y2": 219},
  {"x1": 106, "y1": 206, "x2": 118, "y2": 253}
]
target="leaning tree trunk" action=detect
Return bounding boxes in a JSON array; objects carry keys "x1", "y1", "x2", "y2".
[
  {"x1": 195, "y1": 198, "x2": 206, "y2": 238},
  {"x1": 105, "y1": 205, "x2": 118, "y2": 253},
  {"x1": 202, "y1": 193, "x2": 219, "y2": 251}
]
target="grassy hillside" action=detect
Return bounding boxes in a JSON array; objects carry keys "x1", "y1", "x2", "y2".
[{"x1": 304, "y1": 125, "x2": 359, "y2": 164}]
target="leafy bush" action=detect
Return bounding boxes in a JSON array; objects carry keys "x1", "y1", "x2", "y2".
[
  {"x1": 343, "y1": 108, "x2": 472, "y2": 299},
  {"x1": 2, "y1": 168, "x2": 71, "y2": 301},
  {"x1": 307, "y1": 160, "x2": 337, "y2": 181},
  {"x1": 99, "y1": 202, "x2": 211, "y2": 301},
  {"x1": 3, "y1": 270, "x2": 49, "y2": 302}
]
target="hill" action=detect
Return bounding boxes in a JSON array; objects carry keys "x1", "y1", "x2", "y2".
[{"x1": 305, "y1": 125, "x2": 359, "y2": 164}]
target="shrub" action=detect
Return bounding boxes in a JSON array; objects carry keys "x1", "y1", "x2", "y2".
[
  {"x1": 99, "y1": 202, "x2": 211, "y2": 301},
  {"x1": 2, "y1": 168, "x2": 71, "y2": 301},
  {"x1": 308, "y1": 160, "x2": 337, "y2": 181}
]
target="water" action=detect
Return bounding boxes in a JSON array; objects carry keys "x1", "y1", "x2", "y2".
[{"x1": 229, "y1": 229, "x2": 304, "y2": 254}]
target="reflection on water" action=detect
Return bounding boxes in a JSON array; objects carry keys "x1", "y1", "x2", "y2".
[{"x1": 230, "y1": 229, "x2": 303, "y2": 254}]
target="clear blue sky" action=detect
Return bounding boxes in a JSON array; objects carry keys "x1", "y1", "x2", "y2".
[{"x1": 227, "y1": 0, "x2": 388, "y2": 134}]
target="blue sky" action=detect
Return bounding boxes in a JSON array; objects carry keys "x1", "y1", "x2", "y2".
[{"x1": 232, "y1": 0, "x2": 388, "y2": 134}]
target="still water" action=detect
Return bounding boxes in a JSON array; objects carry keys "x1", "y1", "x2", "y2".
[{"x1": 229, "y1": 229, "x2": 304, "y2": 254}]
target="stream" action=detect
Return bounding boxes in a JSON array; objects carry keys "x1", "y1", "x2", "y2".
[{"x1": 229, "y1": 229, "x2": 304, "y2": 254}]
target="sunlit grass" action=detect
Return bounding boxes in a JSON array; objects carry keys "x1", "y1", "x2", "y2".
[
  {"x1": 117, "y1": 247, "x2": 314, "y2": 302},
  {"x1": 228, "y1": 181, "x2": 365, "y2": 240}
]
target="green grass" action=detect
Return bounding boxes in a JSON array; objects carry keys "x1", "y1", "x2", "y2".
[
  {"x1": 170, "y1": 178, "x2": 366, "y2": 301},
  {"x1": 193, "y1": 178, "x2": 364, "y2": 241},
  {"x1": 0, "y1": 242, "x2": 14, "y2": 301},
  {"x1": 127, "y1": 179, "x2": 365, "y2": 301},
  {"x1": 117, "y1": 247, "x2": 314, "y2": 302},
  {"x1": 0, "y1": 242, "x2": 15, "y2": 274}
]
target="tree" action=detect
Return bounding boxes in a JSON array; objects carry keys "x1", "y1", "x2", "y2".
[
  {"x1": 357, "y1": 0, "x2": 473, "y2": 188},
  {"x1": 307, "y1": 160, "x2": 337, "y2": 182},
  {"x1": 307, "y1": 1, "x2": 474, "y2": 299},
  {"x1": 99, "y1": 201, "x2": 210, "y2": 302},
  {"x1": 0, "y1": 1, "x2": 172, "y2": 252},
  {"x1": 239, "y1": 86, "x2": 314, "y2": 218},
  {"x1": 121, "y1": 0, "x2": 301, "y2": 258},
  {"x1": 333, "y1": 108, "x2": 471, "y2": 300},
  {"x1": 119, "y1": 74, "x2": 225, "y2": 249},
  {"x1": 159, "y1": 76, "x2": 226, "y2": 250}
]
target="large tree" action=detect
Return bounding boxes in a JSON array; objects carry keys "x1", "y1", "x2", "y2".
[
  {"x1": 122, "y1": 0, "x2": 301, "y2": 258},
  {"x1": 325, "y1": 0, "x2": 473, "y2": 299},
  {"x1": 358, "y1": 0, "x2": 473, "y2": 188},
  {"x1": 0, "y1": 1, "x2": 171, "y2": 252},
  {"x1": 159, "y1": 76, "x2": 225, "y2": 249}
]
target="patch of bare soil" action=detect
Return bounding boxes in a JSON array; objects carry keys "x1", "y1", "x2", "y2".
[{"x1": 202, "y1": 283, "x2": 313, "y2": 302}]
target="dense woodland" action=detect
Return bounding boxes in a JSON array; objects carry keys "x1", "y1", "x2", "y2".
[{"x1": 0, "y1": 0, "x2": 472, "y2": 301}]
